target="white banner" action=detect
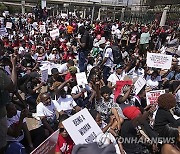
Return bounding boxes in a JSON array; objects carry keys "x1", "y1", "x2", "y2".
[
  {"x1": 62, "y1": 108, "x2": 103, "y2": 145},
  {"x1": 41, "y1": 69, "x2": 48, "y2": 82},
  {"x1": 134, "y1": 77, "x2": 146, "y2": 95},
  {"x1": 6, "y1": 22, "x2": 12, "y2": 29},
  {"x1": 146, "y1": 53, "x2": 172, "y2": 69},
  {"x1": 39, "y1": 25, "x2": 46, "y2": 34},
  {"x1": 50, "y1": 29, "x2": 59, "y2": 38},
  {"x1": 146, "y1": 90, "x2": 165, "y2": 105},
  {"x1": 76, "y1": 72, "x2": 88, "y2": 86}
]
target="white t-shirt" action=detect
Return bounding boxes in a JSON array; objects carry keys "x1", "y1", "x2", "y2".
[
  {"x1": 57, "y1": 63, "x2": 68, "y2": 74},
  {"x1": 107, "y1": 72, "x2": 126, "y2": 87},
  {"x1": 36, "y1": 100, "x2": 60, "y2": 120},
  {"x1": 7, "y1": 110, "x2": 26, "y2": 142},
  {"x1": 71, "y1": 85, "x2": 92, "y2": 94},
  {"x1": 48, "y1": 53, "x2": 60, "y2": 61},
  {"x1": 146, "y1": 75, "x2": 161, "y2": 89},
  {"x1": 104, "y1": 46, "x2": 114, "y2": 68},
  {"x1": 57, "y1": 95, "x2": 77, "y2": 115},
  {"x1": 128, "y1": 67, "x2": 145, "y2": 79}
]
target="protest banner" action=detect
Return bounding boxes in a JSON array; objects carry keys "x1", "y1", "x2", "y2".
[
  {"x1": 6, "y1": 22, "x2": 12, "y2": 29},
  {"x1": 41, "y1": 69, "x2": 48, "y2": 82},
  {"x1": 50, "y1": 29, "x2": 59, "y2": 38},
  {"x1": 30, "y1": 130, "x2": 59, "y2": 154},
  {"x1": 76, "y1": 72, "x2": 88, "y2": 86},
  {"x1": 39, "y1": 25, "x2": 46, "y2": 34},
  {"x1": 114, "y1": 80, "x2": 132, "y2": 101},
  {"x1": 134, "y1": 77, "x2": 146, "y2": 95},
  {"x1": 146, "y1": 53, "x2": 172, "y2": 69},
  {"x1": 62, "y1": 108, "x2": 103, "y2": 145},
  {"x1": 146, "y1": 90, "x2": 165, "y2": 105}
]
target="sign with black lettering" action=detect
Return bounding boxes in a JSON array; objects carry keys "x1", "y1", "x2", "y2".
[{"x1": 62, "y1": 108, "x2": 103, "y2": 145}]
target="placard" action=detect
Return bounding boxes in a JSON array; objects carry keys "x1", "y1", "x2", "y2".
[
  {"x1": 30, "y1": 130, "x2": 59, "y2": 154},
  {"x1": 114, "y1": 80, "x2": 132, "y2": 101},
  {"x1": 50, "y1": 29, "x2": 59, "y2": 38},
  {"x1": 6, "y1": 22, "x2": 12, "y2": 29},
  {"x1": 134, "y1": 77, "x2": 146, "y2": 95},
  {"x1": 41, "y1": 69, "x2": 48, "y2": 82},
  {"x1": 62, "y1": 108, "x2": 103, "y2": 145},
  {"x1": 0, "y1": 28, "x2": 8, "y2": 36},
  {"x1": 146, "y1": 90, "x2": 165, "y2": 105},
  {"x1": 146, "y1": 53, "x2": 172, "y2": 69},
  {"x1": 76, "y1": 72, "x2": 88, "y2": 86},
  {"x1": 39, "y1": 25, "x2": 46, "y2": 34}
]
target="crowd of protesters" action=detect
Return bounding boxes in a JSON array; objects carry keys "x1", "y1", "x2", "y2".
[{"x1": 0, "y1": 8, "x2": 180, "y2": 154}]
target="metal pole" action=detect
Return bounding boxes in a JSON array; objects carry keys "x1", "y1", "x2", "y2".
[
  {"x1": 21, "y1": 1, "x2": 25, "y2": 14},
  {"x1": 92, "y1": 2, "x2": 95, "y2": 23}
]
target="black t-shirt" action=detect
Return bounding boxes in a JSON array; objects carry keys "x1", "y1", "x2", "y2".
[
  {"x1": 120, "y1": 120, "x2": 144, "y2": 153},
  {"x1": 80, "y1": 31, "x2": 89, "y2": 50},
  {"x1": 154, "y1": 108, "x2": 180, "y2": 136},
  {"x1": 21, "y1": 58, "x2": 35, "y2": 68},
  {"x1": 129, "y1": 31, "x2": 140, "y2": 44}
]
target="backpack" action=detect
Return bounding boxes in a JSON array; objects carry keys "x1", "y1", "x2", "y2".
[{"x1": 106, "y1": 46, "x2": 122, "y2": 64}]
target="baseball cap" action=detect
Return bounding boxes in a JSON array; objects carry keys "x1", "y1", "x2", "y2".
[
  {"x1": 69, "y1": 66, "x2": 77, "y2": 74},
  {"x1": 98, "y1": 37, "x2": 106, "y2": 46}
]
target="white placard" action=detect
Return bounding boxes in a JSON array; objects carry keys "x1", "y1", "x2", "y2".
[
  {"x1": 0, "y1": 28, "x2": 8, "y2": 36},
  {"x1": 146, "y1": 53, "x2": 172, "y2": 69},
  {"x1": 50, "y1": 29, "x2": 59, "y2": 38},
  {"x1": 146, "y1": 90, "x2": 165, "y2": 105},
  {"x1": 41, "y1": 69, "x2": 48, "y2": 82},
  {"x1": 76, "y1": 72, "x2": 88, "y2": 86},
  {"x1": 62, "y1": 108, "x2": 103, "y2": 145},
  {"x1": 134, "y1": 77, "x2": 146, "y2": 95},
  {"x1": 6, "y1": 22, "x2": 12, "y2": 29},
  {"x1": 39, "y1": 25, "x2": 46, "y2": 34}
]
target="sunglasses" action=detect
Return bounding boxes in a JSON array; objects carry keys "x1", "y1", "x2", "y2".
[{"x1": 59, "y1": 128, "x2": 66, "y2": 133}]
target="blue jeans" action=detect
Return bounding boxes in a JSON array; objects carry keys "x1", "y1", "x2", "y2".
[
  {"x1": 78, "y1": 51, "x2": 87, "y2": 72},
  {"x1": 103, "y1": 66, "x2": 111, "y2": 85}
]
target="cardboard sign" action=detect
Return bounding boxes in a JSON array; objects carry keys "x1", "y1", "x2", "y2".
[
  {"x1": 134, "y1": 77, "x2": 146, "y2": 95},
  {"x1": 50, "y1": 29, "x2": 59, "y2": 38},
  {"x1": 146, "y1": 90, "x2": 165, "y2": 105},
  {"x1": 6, "y1": 22, "x2": 12, "y2": 29},
  {"x1": 39, "y1": 25, "x2": 46, "y2": 34},
  {"x1": 146, "y1": 53, "x2": 172, "y2": 69},
  {"x1": 30, "y1": 130, "x2": 59, "y2": 154},
  {"x1": 76, "y1": 72, "x2": 88, "y2": 86},
  {"x1": 114, "y1": 80, "x2": 132, "y2": 101},
  {"x1": 62, "y1": 108, "x2": 103, "y2": 145},
  {"x1": 41, "y1": 69, "x2": 48, "y2": 82}
]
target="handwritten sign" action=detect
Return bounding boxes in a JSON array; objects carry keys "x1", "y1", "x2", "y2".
[
  {"x1": 114, "y1": 80, "x2": 132, "y2": 101},
  {"x1": 6, "y1": 22, "x2": 12, "y2": 29},
  {"x1": 39, "y1": 25, "x2": 46, "y2": 34},
  {"x1": 146, "y1": 90, "x2": 165, "y2": 105},
  {"x1": 76, "y1": 72, "x2": 88, "y2": 86},
  {"x1": 41, "y1": 69, "x2": 48, "y2": 82},
  {"x1": 146, "y1": 53, "x2": 172, "y2": 69},
  {"x1": 62, "y1": 108, "x2": 103, "y2": 145},
  {"x1": 30, "y1": 130, "x2": 59, "y2": 154},
  {"x1": 134, "y1": 77, "x2": 146, "y2": 95},
  {"x1": 50, "y1": 29, "x2": 59, "y2": 38}
]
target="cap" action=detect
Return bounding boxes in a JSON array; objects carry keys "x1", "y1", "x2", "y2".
[
  {"x1": 52, "y1": 48, "x2": 57, "y2": 51},
  {"x1": 123, "y1": 106, "x2": 141, "y2": 120},
  {"x1": 98, "y1": 37, "x2": 106, "y2": 46},
  {"x1": 51, "y1": 68, "x2": 59, "y2": 75},
  {"x1": 115, "y1": 63, "x2": 124, "y2": 70},
  {"x1": 69, "y1": 66, "x2": 77, "y2": 74}
]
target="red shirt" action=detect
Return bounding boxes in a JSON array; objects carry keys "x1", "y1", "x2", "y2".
[{"x1": 55, "y1": 134, "x2": 74, "y2": 154}]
